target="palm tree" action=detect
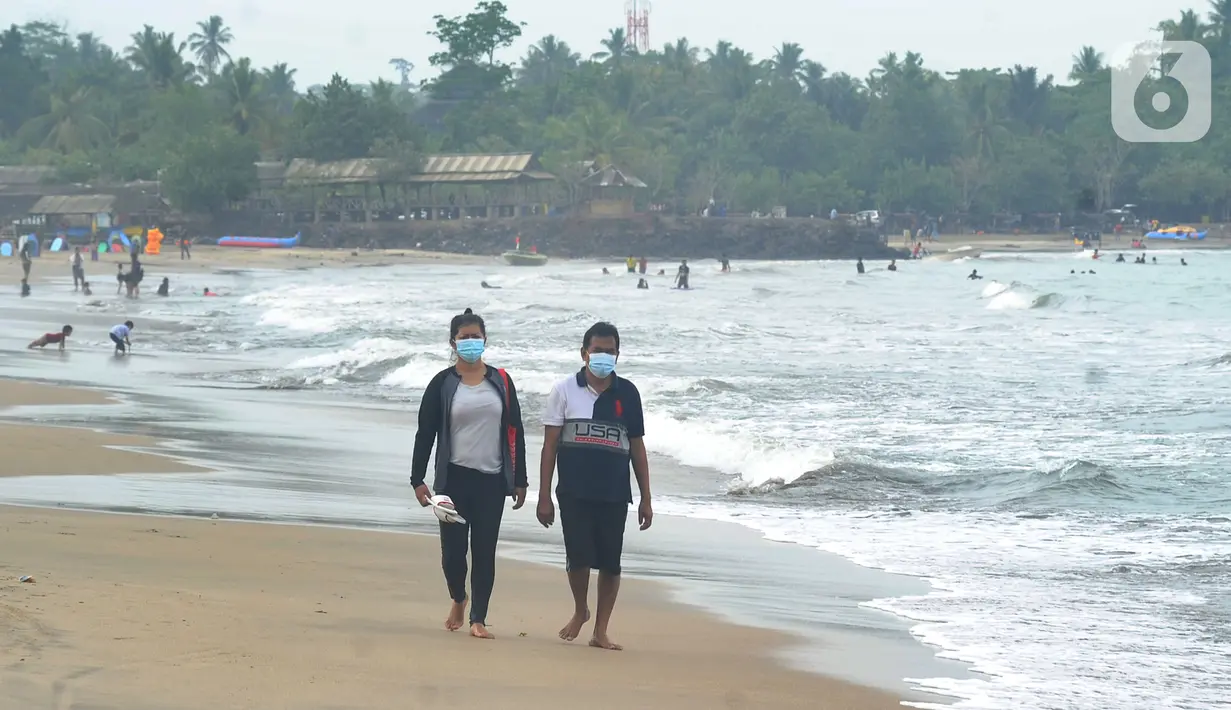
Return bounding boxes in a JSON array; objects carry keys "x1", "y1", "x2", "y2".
[
  {"x1": 188, "y1": 15, "x2": 233, "y2": 77},
  {"x1": 1157, "y1": 10, "x2": 1209, "y2": 42},
  {"x1": 769, "y1": 42, "x2": 805, "y2": 87},
  {"x1": 1007, "y1": 65, "x2": 1053, "y2": 134},
  {"x1": 220, "y1": 57, "x2": 265, "y2": 135},
  {"x1": 127, "y1": 26, "x2": 194, "y2": 89},
  {"x1": 706, "y1": 41, "x2": 760, "y2": 101},
  {"x1": 262, "y1": 63, "x2": 298, "y2": 116},
  {"x1": 519, "y1": 35, "x2": 580, "y2": 86},
  {"x1": 661, "y1": 38, "x2": 698, "y2": 74},
  {"x1": 592, "y1": 28, "x2": 629, "y2": 65},
  {"x1": 18, "y1": 85, "x2": 110, "y2": 153},
  {"x1": 1069, "y1": 46, "x2": 1105, "y2": 83}
]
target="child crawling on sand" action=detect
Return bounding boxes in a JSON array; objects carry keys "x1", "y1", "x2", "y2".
[{"x1": 28, "y1": 325, "x2": 73, "y2": 351}]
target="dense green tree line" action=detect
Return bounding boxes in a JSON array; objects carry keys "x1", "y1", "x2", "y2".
[{"x1": 2, "y1": 3, "x2": 1231, "y2": 223}]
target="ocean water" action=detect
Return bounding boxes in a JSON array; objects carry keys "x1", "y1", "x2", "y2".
[{"x1": 15, "y1": 250, "x2": 1231, "y2": 709}]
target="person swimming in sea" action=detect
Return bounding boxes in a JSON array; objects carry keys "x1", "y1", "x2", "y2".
[
  {"x1": 601, "y1": 267, "x2": 610, "y2": 275},
  {"x1": 28, "y1": 325, "x2": 72, "y2": 350},
  {"x1": 968, "y1": 269, "x2": 983, "y2": 280},
  {"x1": 637, "y1": 278, "x2": 649, "y2": 289},
  {"x1": 887, "y1": 259, "x2": 897, "y2": 272},
  {"x1": 480, "y1": 281, "x2": 501, "y2": 289},
  {"x1": 1181, "y1": 258, "x2": 1188, "y2": 266},
  {"x1": 856, "y1": 258, "x2": 865, "y2": 275},
  {"x1": 1152, "y1": 257, "x2": 1157, "y2": 264},
  {"x1": 656, "y1": 268, "x2": 666, "y2": 276},
  {"x1": 157, "y1": 277, "x2": 169, "y2": 296},
  {"x1": 203, "y1": 287, "x2": 218, "y2": 296},
  {"x1": 720, "y1": 255, "x2": 730, "y2": 273},
  {"x1": 1115, "y1": 253, "x2": 1126, "y2": 262},
  {"x1": 625, "y1": 255, "x2": 636, "y2": 273}
]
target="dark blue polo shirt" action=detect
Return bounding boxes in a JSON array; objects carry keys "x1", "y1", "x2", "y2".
[{"x1": 542, "y1": 369, "x2": 645, "y2": 503}]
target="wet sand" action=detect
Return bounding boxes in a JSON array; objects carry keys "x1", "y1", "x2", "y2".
[
  {"x1": 0, "y1": 246, "x2": 495, "y2": 290},
  {"x1": 0, "y1": 380, "x2": 903, "y2": 709}
]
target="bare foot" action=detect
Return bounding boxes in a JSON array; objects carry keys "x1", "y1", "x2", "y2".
[
  {"x1": 589, "y1": 633, "x2": 623, "y2": 651},
  {"x1": 469, "y1": 623, "x2": 495, "y2": 639},
  {"x1": 558, "y1": 609, "x2": 591, "y2": 641},
  {"x1": 445, "y1": 601, "x2": 466, "y2": 631}
]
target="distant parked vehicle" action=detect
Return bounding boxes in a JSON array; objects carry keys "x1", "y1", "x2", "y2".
[{"x1": 851, "y1": 210, "x2": 881, "y2": 227}]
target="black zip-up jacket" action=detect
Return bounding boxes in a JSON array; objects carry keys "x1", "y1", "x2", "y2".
[{"x1": 411, "y1": 365, "x2": 528, "y2": 494}]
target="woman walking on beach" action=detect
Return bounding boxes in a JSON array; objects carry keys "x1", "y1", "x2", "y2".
[{"x1": 411, "y1": 308, "x2": 528, "y2": 639}]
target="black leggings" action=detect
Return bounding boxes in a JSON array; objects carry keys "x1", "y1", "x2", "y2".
[{"x1": 440, "y1": 463, "x2": 507, "y2": 625}]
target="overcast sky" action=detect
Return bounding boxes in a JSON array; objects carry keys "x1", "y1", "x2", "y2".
[{"x1": 9, "y1": 0, "x2": 1197, "y2": 87}]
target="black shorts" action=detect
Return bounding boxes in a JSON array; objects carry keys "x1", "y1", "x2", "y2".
[
  {"x1": 558, "y1": 495, "x2": 628, "y2": 575},
  {"x1": 110, "y1": 333, "x2": 126, "y2": 352}
]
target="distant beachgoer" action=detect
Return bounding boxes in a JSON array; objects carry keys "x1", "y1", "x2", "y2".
[
  {"x1": 82, "y1": 281, "x2": 92, "y2": 296},
  {"x1": 19, "y1": 239, "x2": 33, "y2": 280},
  {"x1": 1089, "y1": 270, "x2": 1096, "y2": 274},
  {"x1": 180, "y1": 236, "x2": 192, "y2": 260},
  {"x1": 1116, "y1": 253, "x2": 1126, "y2": 262},
  {"x1": 110, "y1": 320, "x2": 134, "y2": 355},
  {"x1": 116, "y1": 264, "x2": 126, "y2": 294},
  {"x1": 71, "y1": 247, "x2": 85, "y2": 291},
  {"x1": 480, "y1": 281, "x2": 500, "y2": 289},
  {"x1": 28, "y1": 325, "x2": 72, "y2": 351},
  {"x1": 625, "y1": 255, "x2": 636, "y2": 273},
  {"x1": 968, "y1": 269, "x2": 983, "y2": 280},
  {"x1": 410, "y1": 308, "x2": 528, "y2": 640},
  {"x1": 203, "y1": 287, "x2": 218, "y2": 296},
  {"x1": 720, "y1": 255, "x2": 730, "y2": 273},
  {"x1": 157, "y1": 277, "x2": 169, "y2": 296},
  {"x1": 1152, "y1": 257, "x2": 1157, "y2": 264},
  {"x1": 638, "y1": 256, "x2": 647, "y2": 274},
  {"x1": 636, "y1": 278, "x2": 649, "y2": 289},
  {"x1": 1181, "y1": 258, "x2": 1188, "y2": 266},
  {"x1": 675, "y1": 260, "x2": 690, "y2": 289},
  {"x1": 601, "y1": 267, "x2": 610, "y2": 275},
  {"x1": 537, "y1": 321, "x2": 651, "y2": 651},
  {"x1": 887, "y1": 259, "x2": 897, "y2": 272},
  {"x1": 656, "y1": 269, "x2": 665, "y2": 276},
  {"x1": 1071, "y1": 270, "x2": 1076, "y2": 274},
  {"x1": 856, "y1": 258, "x2": 865, "y2": 274}
]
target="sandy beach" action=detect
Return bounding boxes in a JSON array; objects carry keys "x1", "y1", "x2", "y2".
[
  {"x1": 0, "y1": 378, "x2": 901, "y2": 710},
  {"x1": 0, "y1": 245, "x2": 497, "y2": 285}
]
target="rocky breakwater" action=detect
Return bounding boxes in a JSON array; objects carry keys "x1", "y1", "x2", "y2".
[{"x1": 297, "y1": 216, "x2": 903, "y2": 260}]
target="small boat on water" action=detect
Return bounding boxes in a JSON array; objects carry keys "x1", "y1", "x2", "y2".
[{"x1": 502, "y1": 250, "x2": 548, "y2": 266}]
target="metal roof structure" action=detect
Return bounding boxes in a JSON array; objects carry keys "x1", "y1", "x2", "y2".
[
  {"x1": 278, "y1": 153, "x2": 555, "y2": 185},
  {"x1": 29, "y1": 194, "x2": 116, "y2": 214},
  {"x1": 579, "y1": 164, "x2": 648, "y2": 188}
]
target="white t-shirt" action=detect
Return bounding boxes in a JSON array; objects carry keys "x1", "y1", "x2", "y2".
[
  {"x1": 110, "y1": 324, "x2": 130, "y2": 339},
  {"x1": 543, "y1": 375, "x2": 600, "y2": 425}
]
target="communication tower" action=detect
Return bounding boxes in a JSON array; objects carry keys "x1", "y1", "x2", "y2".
[{"x1": 625, "y1": 0, "x2": 651, "y2": 53}]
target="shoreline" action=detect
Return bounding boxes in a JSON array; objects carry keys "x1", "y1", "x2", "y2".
[
  {"x1": 0, "y1": 377, "x2": 940, "y2": 708},
  {"x1": 2, "y1": 232, "x2": 1226, "y2": 288}
]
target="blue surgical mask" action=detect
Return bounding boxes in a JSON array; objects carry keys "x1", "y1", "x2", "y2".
[
  {"x1": 587, "y1": 352, "x2": 616, "y2": 378},
  {"x1": 455, "y1": 338, "x2": 485, "y2": 363}
]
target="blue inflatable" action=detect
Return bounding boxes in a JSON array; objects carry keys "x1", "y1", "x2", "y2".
[
  {"x1": 0, "y1": 242, "x2": 11, "y2": 257},
  {"x1": 108, "y1": 230, "x2": 132, "y2": 249}
]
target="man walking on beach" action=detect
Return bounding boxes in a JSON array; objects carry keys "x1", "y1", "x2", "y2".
[
  {"x1": 71, "y1": 247, "x2": 85, "y2": 291},
  {"x1": 537, "y1": 322, "x2": 652, "y2": 651}
]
